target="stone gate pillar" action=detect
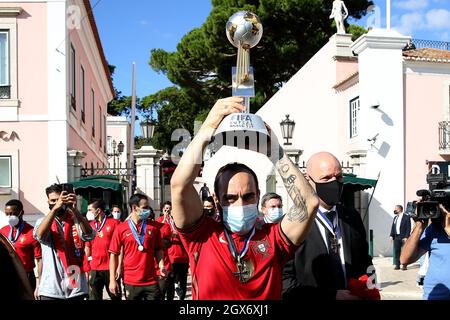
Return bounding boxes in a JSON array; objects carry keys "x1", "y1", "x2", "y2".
[{"x1": 133, "y1": 145, "x2": 162, "y2": 210}]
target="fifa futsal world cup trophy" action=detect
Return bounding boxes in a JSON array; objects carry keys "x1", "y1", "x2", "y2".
[{"x1": 212, "y1": 11, "x2": 270, "y2": 153}]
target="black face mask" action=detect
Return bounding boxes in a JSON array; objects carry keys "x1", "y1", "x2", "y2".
[
  {"x1": 313, "y1": 179, "x2": 344, "y2": 207},
  {"x1": 204, "y1": 208, "x2": 215, "y2": 216}
]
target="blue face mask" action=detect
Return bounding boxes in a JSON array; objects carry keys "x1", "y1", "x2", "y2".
[
  {"x1": 137, "y1": 208, "x2": 151, "y2": 220},
  {"x1": 223, "y1": 204, "x2": 258, "y2": 235},
  {"x1": 264, "y1": 207, "x2": 284, "y2": 223}
]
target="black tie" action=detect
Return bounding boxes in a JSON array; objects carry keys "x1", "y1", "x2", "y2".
[{"x1": 324, "y1": 210, "x2": 346, "y2": 289}]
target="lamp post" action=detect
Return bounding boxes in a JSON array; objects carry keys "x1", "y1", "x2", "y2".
[
  {"x1": 108, "y1": 139, "x2": 124, "y2": 174},
  {"x1": 280, "y1": 114, "x2": 302, "y2": 166},
  {"x1": 140, "y1": 117, "x2": 157, "y2": 145},
  {"x1": 280, "y1": 114, "x2": 295, "y2": 145}
]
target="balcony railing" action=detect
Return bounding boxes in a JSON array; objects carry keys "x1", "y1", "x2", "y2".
[
  {"x1": 81, "y1": 167, "x2": 134, "y2": 178},
  {"x1": 410, "y1": 39, "x2": 450, "y2": 51},
  {"x1": 297, "y1": 161, "x2": 354, "y2": 174},
  {"x1": 439, "y1": 121, "x2": 450, "y2": 150}
]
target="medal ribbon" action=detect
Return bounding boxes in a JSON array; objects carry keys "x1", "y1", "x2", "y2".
[
  {"x1": 95, "y1": 214, "x2": 107, "y2": 232},
  {"x1": 224, "y1": 227, "x2": 255, "y2": 265},
  {"x1": 317, "y1": 209, "x2": 340, "y2": 237},
  {"x1": 9, "y1": 221, "x2": 24, "y2": 243},
  {"x1": 128, "y1": 219, "x2": 146, "y2": 248}
]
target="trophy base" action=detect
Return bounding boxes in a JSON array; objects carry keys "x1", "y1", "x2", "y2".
[{"x1": 211, "y1": 113, "x2": 270, "y2": 154}]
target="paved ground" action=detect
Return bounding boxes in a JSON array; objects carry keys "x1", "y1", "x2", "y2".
[
  {"x1": 373, "y1": 257, "x2": 423, "y2": 300},
  {"x1": 104, "y1": 257, "x2": 423, "y2": 300}
]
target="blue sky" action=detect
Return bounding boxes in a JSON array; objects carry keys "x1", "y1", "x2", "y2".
[{"x1": 91, "y1": 0, "x2": 450, "y2": 107}]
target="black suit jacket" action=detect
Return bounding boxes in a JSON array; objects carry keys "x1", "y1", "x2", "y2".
[
  {"x1": 389, "y1": 214, "x2": 411, "y2": 239},
  {"x1": 282, "y1": 204, "x2": 373, "y2": 300}
]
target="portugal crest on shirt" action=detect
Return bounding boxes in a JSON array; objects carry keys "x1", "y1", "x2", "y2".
[{"x1": 251, "y1": 239, "x2": 271, "y2": 258}]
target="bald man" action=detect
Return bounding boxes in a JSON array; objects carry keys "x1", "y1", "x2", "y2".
[{"x1": 282, "y1": 152, "x2": 374, "y2": 300}]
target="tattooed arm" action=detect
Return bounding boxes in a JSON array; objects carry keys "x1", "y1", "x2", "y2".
[{"x1": 278, "y1": 153, "x2": 319, "y2": 246}]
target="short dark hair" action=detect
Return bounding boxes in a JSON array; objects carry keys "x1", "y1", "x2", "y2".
[
  {"x1": 163, "y1": 201, "x2": 172, "y2": 207},
  {"x1": 45, "y1": 184, "x2": 62, "y2": 197},
  {"x1": 129, "y1": 193, "x2": 148, "y2": 210},
  {"x1": 203, "y1": 196, "x2": 214, "y2": 204},
  {"x1": 90, "y1": 199, "x2": 106, "y2": 212},
  {"x1": 214, "y1": 163, "x2": 259, "y2": 202},
  {"x1": 261, "y1": 192, "x2": 282, "y2": 208},
  {"x1": 396, "y1": 204, "x2": 403, "y2": 212},
  {"x1": 111, "y1": 205, "x2": 121, "y2": 211},
  {"x1": 5, "y1": 199, "x2": 23, "y2": 212}
]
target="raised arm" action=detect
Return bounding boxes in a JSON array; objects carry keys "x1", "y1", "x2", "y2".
[
  {"x1": 171, "y1": 97, "x2": 245, "y2": 228},
  {"x1": 277, "y1": 153, "x2": 319, "y2": 246},
  {"x1": 400, "y1": 220, "x2": 427, "y2": 265},
  {"x1": 35, "y1": 192, "x2": 67, "y2": 240}
]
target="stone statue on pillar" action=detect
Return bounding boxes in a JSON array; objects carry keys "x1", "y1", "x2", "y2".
[{"x1": 330, "y1": 0, "x2": 348, "y2": 34}]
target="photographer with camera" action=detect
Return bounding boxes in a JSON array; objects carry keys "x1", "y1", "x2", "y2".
[
  {"x1": 33, "y1": 183, "x2": 96, "y2": 300},
  {"x1": 401, "y1": 202, "x2": 450, "y2": 300}
]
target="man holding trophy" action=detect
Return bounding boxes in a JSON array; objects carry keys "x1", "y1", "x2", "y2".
[{"x1": 170, "y1": 11, "x2": 319, "y2": 300}]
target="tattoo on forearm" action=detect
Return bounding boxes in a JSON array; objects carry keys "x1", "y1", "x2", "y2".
[
  {"x1": 287, "y1": 186, "x2": 308, "y2": 223},
  {"x1": 277, "y1": 158, "x2": 310, "y2": 222}
]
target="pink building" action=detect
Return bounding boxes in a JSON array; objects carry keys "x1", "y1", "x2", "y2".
[{"x1": 0, "y1": 0, "x2": 113, "y2": 222}]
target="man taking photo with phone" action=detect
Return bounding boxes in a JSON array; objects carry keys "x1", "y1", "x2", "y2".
[{"x1": 34, "y1": 183, "x2": 96, "y2": 300}]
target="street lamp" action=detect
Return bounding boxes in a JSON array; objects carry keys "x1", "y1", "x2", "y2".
[
  {"x1": 140, "y1": 117, "x2": 157, "y2": 145},
  {"x1": 108, "y1": 139, "x2": 124, "y2": 173},
  {"x1": 280, "y1": 114, "x2": 296, "y2": 145}
]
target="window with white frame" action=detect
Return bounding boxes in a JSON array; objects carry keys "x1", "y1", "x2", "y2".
[
  {"x1": 0, "y1": 156, "x2": 11, "y2": 188},
  {"x1": 0, "y1": 30, "x2": 10, "y2": 99},
  {"x1": 91, "y1": 88, "x2": 95, "y2": 137},
  {"x1": 70, "y1": 44, "x2": 76, "y2": 110},
  {"x1": 103, "y1": 115, "x2": 107, "y2": 153},
  {"x1": 99, "y1": 107, "x2": 102, "y2": 147},
  {"x1": 80, "y1": 65, "x2": 85, "y2": 123},
  {"x1": 349, "y1": 97, "x2": 360, "y2": 138}
]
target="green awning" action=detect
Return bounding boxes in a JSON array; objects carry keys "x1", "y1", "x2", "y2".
[
  {"x1": 343, "y1": 173, "x2": 377, "y2": 192},
  {"x1": 72, "y1": 175, "x2": 124, "y2": 191}
]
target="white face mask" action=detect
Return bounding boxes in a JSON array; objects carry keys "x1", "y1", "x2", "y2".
[
  {"x1": 7, "y1": 215, "x2": 20, "y2": 227},
  {"x1": 263, "y1": 207, "x2": 284, "y2": 223},
  {"x1": 86, "y1": 211, "x2": 95, "y2": 221},
  {"x1": 222, "y1": 203, "x2": 258, "y2": 236},
  {"x1": 112, "y1": 211, "x2": 121, "y2": 220}
]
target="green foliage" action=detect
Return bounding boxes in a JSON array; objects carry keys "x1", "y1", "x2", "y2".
[
  {"x1": 347, "y1": 24, "x2": 368, "y2": 41},
  {"x1": 144, "y1": 0, "x2": 371, "y2": 151}
]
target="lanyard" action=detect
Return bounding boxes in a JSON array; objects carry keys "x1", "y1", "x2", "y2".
[
  {"x1": 95, "y1": 215, "x2": 107, "y2": 232},
  {"x1": 9, "y1": 221, "x2": 24, "y2": 243},
  {"x1": 128, "y1": 219, "x2": 146, "y2": 247},
  {"x1": 316, "y1": 209, "x2": 340, "y2": 238},
  {"x1": 224, "y1": 227, "x2": 255, "y2": 265}
]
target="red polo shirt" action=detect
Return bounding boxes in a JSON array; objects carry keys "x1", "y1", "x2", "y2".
[
  {"x1": 1, "y1": 222, "x2": 41, "y2": 272},
  {"x1": 154, "y1": 221, "x2": 172, "y2": 275},
  {"x1": 178, "y1": 215, "x2": 298, "y2": 300},
  {"x1": 86, "y1": 216, "x2": 119, "y2": 271},
  {"x1": 109, "y1": 219, "x2": 162, "y2": 286}
]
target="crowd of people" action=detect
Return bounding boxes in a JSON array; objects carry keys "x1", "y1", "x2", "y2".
[{"x1": 1, "y1": 96, "x2": 449, "y2": 300}]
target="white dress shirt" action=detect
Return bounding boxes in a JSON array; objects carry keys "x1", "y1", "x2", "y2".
[{"x1": 395, "y1": 212, "x2": 403, "y2": 235}]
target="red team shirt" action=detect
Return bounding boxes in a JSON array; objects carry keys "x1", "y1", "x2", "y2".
[
  {"x1": 153, "y1": 221, "x2": 172, "y2": 275},
  {"x1": 0, "y1": 222, "x2": 42, "y2": 272},
  {"x1": 178, "y1": 215, "x2": 298, "y2": 300},
  {"x1": 86, "y1": 216, "x2": 120, "y2": 270},
  {"x1": 109, "y1": 219, "x2": 163, "y2": 286}
]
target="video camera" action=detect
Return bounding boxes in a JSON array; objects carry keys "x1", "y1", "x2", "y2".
[{"x1": 406, "y1": 161, "x2": 450, "y2": 220}]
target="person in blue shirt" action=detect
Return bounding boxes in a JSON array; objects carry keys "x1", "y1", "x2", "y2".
[{"x1": 401, "y1": 204, "x2": 450, "y2": 300}]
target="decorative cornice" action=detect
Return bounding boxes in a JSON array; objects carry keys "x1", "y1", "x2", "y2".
[
  {"x1": 351, "y1": 29, "x2": 411, "y2": 55},
  {"x1": 0, "y1": 7, "x2": 23, "y2": 17}
]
